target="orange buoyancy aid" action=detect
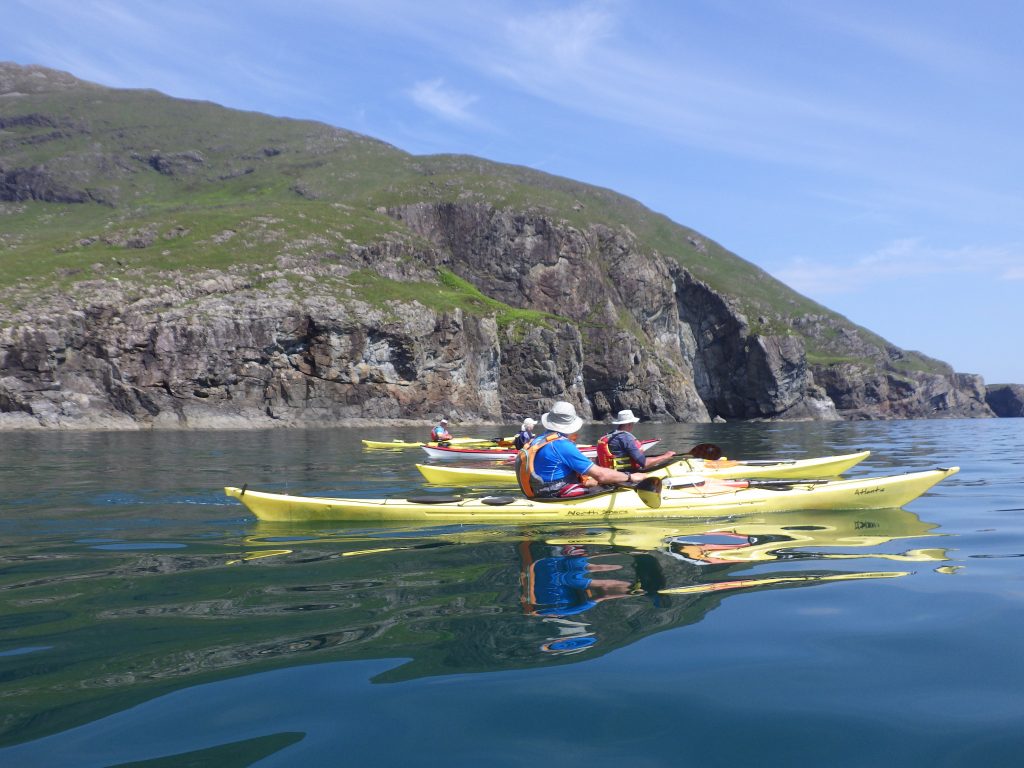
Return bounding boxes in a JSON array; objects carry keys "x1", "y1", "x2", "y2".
[
  {"x1": 596, "y1": 433, "x2": 642, "y2": 471},
  {"x1": 516, "y1": 433, "x2": 575, "y2": 498}
]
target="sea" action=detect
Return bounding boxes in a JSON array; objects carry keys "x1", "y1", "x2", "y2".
[{"x1": 1, "y1": 418, "x2": 1022, "y2": 767}]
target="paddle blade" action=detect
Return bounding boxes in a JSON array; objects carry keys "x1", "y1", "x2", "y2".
[
  {"x1": 688, "y1": 443, "x2": 723, "y2": 460},
  {"x1": 634, "y1": 476, "x2": 662, "y2": 509}
]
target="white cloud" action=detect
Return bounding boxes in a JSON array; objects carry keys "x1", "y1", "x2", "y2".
[
  {"x1": 501, "y1": 3, "x2": 616, "y2": 69},
  {"x1": 775, "y1": 239, "x2": 1024, "y2": 296},
  {"x1": 408, "y1": 78, "x2": 484, "y2": 127}
]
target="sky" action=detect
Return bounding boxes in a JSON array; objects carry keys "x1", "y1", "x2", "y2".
[{"x1": 4, "y1": 0, "x2": 1023, "y2": 383}]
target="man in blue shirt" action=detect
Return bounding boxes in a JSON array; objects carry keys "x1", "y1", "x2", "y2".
[{"x1": 517, "y1": 400, "x2": 649, "y2": 498}]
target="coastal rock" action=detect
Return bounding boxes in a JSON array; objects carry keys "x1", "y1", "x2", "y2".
[
  {"x1": 985, "y1": 384, "x2": 1024, "y2": 417},
  {"x1": 0, "y1": 200, "x2": 994, "y2": 429},
  {"x1": 0, "y1": 63, "x2": 1000, "y2": 429}
]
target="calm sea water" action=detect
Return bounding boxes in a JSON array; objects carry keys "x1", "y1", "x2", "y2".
[{"x1": 1, "y1": 419, "x2": 1022, "y2": 767}]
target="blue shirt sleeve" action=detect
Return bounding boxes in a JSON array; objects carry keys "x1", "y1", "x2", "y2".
[
  {"x1": 549, "y1": 438, "x2": 595, "y2": 476},
  {"x1": 532, "y1": 435, "x2": 595, "y2": 481}
]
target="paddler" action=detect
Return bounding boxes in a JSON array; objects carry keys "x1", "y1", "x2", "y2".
[
  {"x1": 516, "y1": 400, "x2": 648, "y2": 499},
  {"x1": 430, "y1": 417, "x2": 453, "y2": 443},
  {"x1": 596, "y1": 409, "x2": 675, "y2": 471},
  {"x1": 513, "y1": 417, "x2": 537, "y2": 450}
]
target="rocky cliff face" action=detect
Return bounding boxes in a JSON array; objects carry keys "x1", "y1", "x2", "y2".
[
  {"x1": 1, "y1": 200, "x2": 992, "y2": 429},
  {"x1": 0, "y1": 63, "x2": 997, "y2": 429},
  {"x1": 985, "y1": 384, "x2": 1024, "y2": 417}
]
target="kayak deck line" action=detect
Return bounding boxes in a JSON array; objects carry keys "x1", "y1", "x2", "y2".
[{"x1": 224, "y1": 466, "x2": 959, "y2": 523}]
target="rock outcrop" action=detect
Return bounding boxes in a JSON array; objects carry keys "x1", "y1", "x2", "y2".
[{"x1": 985, "y1": 384, "x2": 1024, "y2": 417}]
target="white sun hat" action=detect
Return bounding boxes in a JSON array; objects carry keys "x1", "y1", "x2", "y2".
[
  {"x1": 611, "y1": 409, "x2": 641, "y2": 425},
  {"x1": 541, "y1": 401, "x2": 584, "y2": 434}
]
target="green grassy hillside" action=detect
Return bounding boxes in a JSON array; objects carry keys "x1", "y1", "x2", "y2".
[{"x1": 0, "y1": 63, "x2": 940, "y2": 373}]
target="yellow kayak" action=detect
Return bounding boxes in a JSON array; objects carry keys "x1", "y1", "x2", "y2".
[
  {"x1": 224, "y1": 466, "x2": 958, "y2": 523},
  {"x1": 362, "y1": 436, "x2": 513, "y2": 449},
  {"x1": 416, "y1": 450, "x2": 871, "y2": 486}
]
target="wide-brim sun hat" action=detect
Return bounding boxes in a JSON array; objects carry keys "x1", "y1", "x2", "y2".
[
  {"x1": 541, "y1": 401, "x2": 584, "y2": 434},
  {"x1": 611, "y1": 409, "x2": 640, "y2": 425}
]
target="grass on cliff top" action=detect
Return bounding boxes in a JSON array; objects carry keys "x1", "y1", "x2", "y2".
[{"x1": 0, "y1": 199, "x2": 404, "y2": 301}]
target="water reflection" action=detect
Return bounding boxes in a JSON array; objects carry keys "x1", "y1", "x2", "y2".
[{"x1": 0, "y1": 506, "x2": 945, "y2": 746}]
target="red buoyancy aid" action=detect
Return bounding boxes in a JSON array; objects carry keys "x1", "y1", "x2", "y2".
[{"x1": 595, "y1": 432, "x2": 642, "y2": 470}]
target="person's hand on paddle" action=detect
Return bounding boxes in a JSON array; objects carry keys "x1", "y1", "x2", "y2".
[{"x1": 647, "y1": 449, "x2": 675, "y2": 465}]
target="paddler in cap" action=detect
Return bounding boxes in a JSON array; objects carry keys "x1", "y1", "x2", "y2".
[
  {"x1": 513, "y1": 417, "x2": 537, "y2": 450},
  {"x1": 430, "y1": 417, "x2": 453, "y2": 443},
  {"x1": 516, "y1": 400, "x2": 649, "y2": 499},
  {"x1": 596, "y1": 409, "x2": 675, "y2": 472}
]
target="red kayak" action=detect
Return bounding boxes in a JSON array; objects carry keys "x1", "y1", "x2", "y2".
[{"x1": 420, "y1": 439, "x2": 660, "y2": 461}]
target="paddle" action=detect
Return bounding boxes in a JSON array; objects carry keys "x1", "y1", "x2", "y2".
[
  {"x1": 685, "y1": 443, "x2": 724, "y2": 460},
  {"x1": 641, "y1": 443, "x2": 724, "y2": 473},
  {"x1": 629, "y1": 476, "x2": 663, "y2": 508}
]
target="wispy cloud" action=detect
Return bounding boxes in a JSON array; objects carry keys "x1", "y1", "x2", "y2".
[
  {"x1": 501, "y1": 3, "x2": 616, "y2": 69},
  {"x1": 465, "y1": 2, "x2": 902, "y2": 172},
  {"x1": 789, "y1": 2, "x2": 1004, "y2": 79},
  {"x1": 408, "y1": 78, "x2": 485, "y2": 127},
  {"x1": 775, "y1": 238, "x2": 1024, "y2": 295}
]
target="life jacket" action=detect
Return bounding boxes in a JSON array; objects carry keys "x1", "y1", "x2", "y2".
[
  {"x1": 596, "y1": 432, "x2": 641, "y2": 470},
  {"x1": 516, "y1": 433, "x2": 581, "y2": 498},
  {"x1": 513, "y1": 429, "x2": 533, "y2": 450}
]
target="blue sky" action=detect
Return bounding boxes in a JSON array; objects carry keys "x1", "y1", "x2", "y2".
[{"x1": 4, "y1": 0, "x2": 1022, "y2": 383}]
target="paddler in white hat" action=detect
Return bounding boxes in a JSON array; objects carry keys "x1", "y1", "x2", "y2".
[
  {"x1": 595, "y1": 409, "x2": 675, "y2": 471},
  {"x1": 515, "y1": 400, "x2": 648, "y2": 499}
]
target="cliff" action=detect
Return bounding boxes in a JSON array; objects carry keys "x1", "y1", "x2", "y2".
[
  {"x1": 0, "y1": 63, "x2": 996, "y2": 429},
  {"x1": 985, "y1": 384, "x2": 1024, "y2": 417}
]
